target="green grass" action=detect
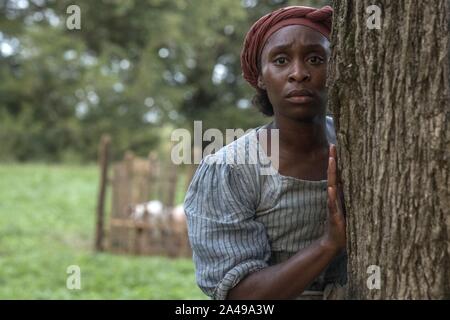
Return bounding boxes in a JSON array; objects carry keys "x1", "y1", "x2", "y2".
[{"x1": 0, "y1": 164, "x2": 207, "y2": 299}]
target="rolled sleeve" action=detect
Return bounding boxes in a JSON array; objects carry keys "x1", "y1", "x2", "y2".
[
  {"x1": 213, "y1": 259, "x2": 268, "y2": 300},
  {"x1": 184, "y1": 155, "x2": 270, "y2": 299}
]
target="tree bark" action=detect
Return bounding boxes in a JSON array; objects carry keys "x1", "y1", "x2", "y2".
[{"x1": 328, "y1": 0, "x2": 449, "y2": 299}]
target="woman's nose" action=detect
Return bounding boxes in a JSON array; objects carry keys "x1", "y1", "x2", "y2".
[{"x1": 288, "y1": 60, "x2": 310, "y2": 83}]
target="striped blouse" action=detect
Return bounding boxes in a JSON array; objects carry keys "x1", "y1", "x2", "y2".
[{"x1": 184, "y1": 116, "x2": 347, "y2": 300}]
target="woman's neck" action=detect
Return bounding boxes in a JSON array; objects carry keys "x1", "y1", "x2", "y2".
[{"x1": 271, "y1": 114, "x2": 329, "y2": 155}]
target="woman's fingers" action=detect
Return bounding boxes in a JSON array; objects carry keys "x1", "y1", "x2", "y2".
[
  {"x1": 330, "y1": 143, "x2": 336, "y2": 157},
  {"x1": 328, "y1": 144, "x2": 344, "y2": 219},
  {"x1": 329, "y1": 143, "x2": 339, "y2": 177},
  {"x1": 327, "y1": 155, "x2": 337, "y2": 189},
  {"x1": 327, "y1": 186, "x2": 338, "y2": 216}
]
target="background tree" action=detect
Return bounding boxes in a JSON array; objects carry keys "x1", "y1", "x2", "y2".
[
  {"x1": 328, "y1": 0, "x2": 449, "y2": 299},
  {"x1": 0, "y1": 0, "x2": 329, "y2": 162}
]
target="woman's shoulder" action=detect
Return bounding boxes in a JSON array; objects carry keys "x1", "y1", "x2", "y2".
[
  {"x1": 184, "y1": 127, "x2": 265, "y2": 209},
  {"x1": 202, "y1": 126, "x2": 262, "y2": 171}
]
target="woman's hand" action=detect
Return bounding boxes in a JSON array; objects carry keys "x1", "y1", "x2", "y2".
[{"x1": 321, "y1": 144, "x2": 346, "y2": 254}]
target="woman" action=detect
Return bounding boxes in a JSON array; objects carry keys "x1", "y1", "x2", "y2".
[{"x1": 184, "y1": 5, "x2": 347, "y2": 300}]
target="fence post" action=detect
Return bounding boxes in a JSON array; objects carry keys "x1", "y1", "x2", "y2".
[{"x1": 95, "y1": 134, "x2": 111, "y2": 252}]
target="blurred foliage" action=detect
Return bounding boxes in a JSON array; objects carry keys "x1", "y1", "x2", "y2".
[{"x1": 0, "y1": 0, "x2": 329, "y2": 162}]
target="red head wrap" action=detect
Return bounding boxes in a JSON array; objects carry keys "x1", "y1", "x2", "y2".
[{"x1": 240, "y1": 5, "x2": 333, "y2": 88}]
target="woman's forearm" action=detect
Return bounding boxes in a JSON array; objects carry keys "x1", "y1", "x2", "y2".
[{"x1": 227, "y1": 238, "x2": 340, "y2": 300}]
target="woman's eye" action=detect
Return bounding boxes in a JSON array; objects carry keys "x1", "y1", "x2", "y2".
[
  {"x1": 308, "y1": 56, "x2": 324, "y2": 65},
  {"x1": 274, "y1": 57, "x2": 287, "y2": 65}
]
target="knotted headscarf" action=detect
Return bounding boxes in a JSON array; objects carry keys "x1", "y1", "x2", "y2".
[{"x1": 240, "y1": 6, "x2": 333, "y2": 88}]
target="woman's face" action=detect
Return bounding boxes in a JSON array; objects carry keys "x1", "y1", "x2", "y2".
[{"x1": 258, "y1": 25, "x2": 330, "y2": 122}]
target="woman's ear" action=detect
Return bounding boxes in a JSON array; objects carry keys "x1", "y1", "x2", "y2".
[{"x1": 257, "y1": 75, "x2": 266, "y2": 90}]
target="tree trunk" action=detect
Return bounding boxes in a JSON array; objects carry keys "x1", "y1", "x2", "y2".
[{"x1": 328, "y1": 0, "x2": 449, "y2": 299}]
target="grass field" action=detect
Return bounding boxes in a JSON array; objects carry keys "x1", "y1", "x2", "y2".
[{"x1": 0, "y1": 164, "x2": 207, "y2": 299}]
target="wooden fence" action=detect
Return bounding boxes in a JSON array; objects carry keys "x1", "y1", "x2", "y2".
[{"x1": 95, "y1": 135, "x2": 197, "y2": 257}]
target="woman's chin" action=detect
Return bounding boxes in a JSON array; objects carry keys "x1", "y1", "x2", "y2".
[{"x1": 284, "y1": 108, "x2": 324, "y2": 122}]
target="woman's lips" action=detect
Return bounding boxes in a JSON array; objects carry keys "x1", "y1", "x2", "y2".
[{"x1": 285, "y1": 95, "x2": 314, "y2": 104}]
